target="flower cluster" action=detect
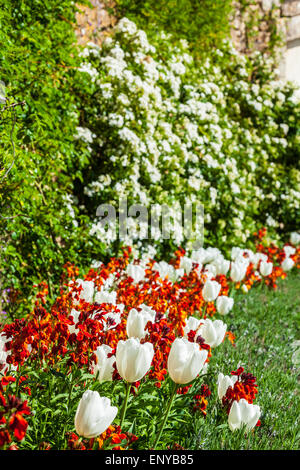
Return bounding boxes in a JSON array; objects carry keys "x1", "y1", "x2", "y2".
[
  {"x1": 0, "y1": 230, "x2": 299, "y2": 448},
  {"x1": 74, "y1": 17, "x2": 300, "y2": 255}
]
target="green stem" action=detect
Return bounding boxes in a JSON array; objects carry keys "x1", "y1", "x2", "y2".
[
  {"x1": 152, "y1": 382, "x2": 178, "y2": 449},
  {"x1": 120, "y1": 382, "x2": 131, "y2": 429}
]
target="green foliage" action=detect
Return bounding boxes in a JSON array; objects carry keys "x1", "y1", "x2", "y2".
[
  {"x1": 0, "y1": 0, "x2": 107, "y2": 316},
  {"x1": 114, "y1": 0, "x2": 233, "y2": 55}
]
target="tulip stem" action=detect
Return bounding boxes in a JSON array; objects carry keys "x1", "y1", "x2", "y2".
[
  {"x1": 152, "y1": 382, "x2": 178, "y2": 449},
  {"x1": 120, "y1": 382, "x2": 131, "y2": 429}
]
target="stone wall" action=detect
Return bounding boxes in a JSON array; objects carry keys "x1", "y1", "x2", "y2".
[
  {"x1": 75, "y1": 1, "x2": 300, "y2": 87},
  {"x1": 231, "y1": 0, "x2": 300, "y2": 86}
]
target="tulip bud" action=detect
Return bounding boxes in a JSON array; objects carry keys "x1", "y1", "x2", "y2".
[
  {"x1": 198, "y1": 319, "x2": 226, "y2": 348},
  {"x1": 217, "y1": 372, "x2": 238, "y2": 400},
  {"x1": 281, "y1": 257, "x2": 295, "y2": 272},
  {"x1": 75, "y1": 390, "x2": 117, "y2": 438},
  {"x1": 216, "y1": 296, "x2": 234, "y2": 315},
  {"x1": 228, "y1": 399, "x2": 261, "y2": 432},
  {"x1": 202, "y1": 280, "x2": 221, "y2": 302},
  {"x1": 290, "y1": 232, "x2": 300, "y2": 246},
  {"x1": 94, "y1": 345, "x2": 115, "y2": 382},
  {"x1": 126, "y1": 306, "x2": 156, "y2": 339},
  {"x1": 167, "y1": 337, "x2": 208, "y2": 384},
  {"x1": 116, "y1": 338, "x2": 154, "y2": 383},
  {"x1": 259, "y1": 261, "x2": 273, "y2": 277}
]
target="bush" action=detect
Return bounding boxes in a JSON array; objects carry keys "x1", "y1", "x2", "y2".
[
  {"x1": 74, "y1": 18, "x2": 300, "y2": 259},
  {"x1": 114, "y1": 0, "x2": 233, "y2": 55},
  {"x1": 0, "y1": 0, "x2": 105, "y2": 317}
]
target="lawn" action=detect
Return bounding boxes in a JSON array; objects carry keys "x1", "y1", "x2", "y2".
[{"x1": 179, "y1": 273, "x2": 300, "y2": 450}]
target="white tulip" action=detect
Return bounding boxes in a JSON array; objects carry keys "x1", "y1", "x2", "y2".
[
  {"x1": 180, "y1": 256, "x2": 193, "y2": 275},
  {"x1": 75, "y1": 390, "x2": 118, "y2": 438},
  {"x1": 94, "y1": 345, "x2": 115, "y2": 382},
  {"x1": 126, "y1": 264, "x2": 145, "y2": 283},
  {"x1": 68, "y1": 309, "x2": 80, "y2": 335},
  {"x1": 228, "y1": 399, "x2": 261, "y2": 432},
  {"x1": 290, "y1": 232, "x2": 300, "y2": 246},
  {"x1": 126, "y1": 306, "x2": 156, "y2": 339},
  {"x1": 203, "y1": 264, "x2": 217, "y2": 278},
  {"x1": 217, "y1": 373, "x2": 238, "y2": 400},
  {"x1": 183, "y1": 316, "x2": 201, "y2": 337},
  {"x1": 283, "y1": 245, "x2": 296, "y2": 257},
  {"x1": 259, "y1": 261, "x2": 273, "y2": 277},
  {"x1": 95, "y1": 290, "x2": 117, "y2": 305},
  {"x1": 216, "y1": 296, "x2": 234, "y2": 315},
  {"x1": 230, "y1": 261, "x2": 248, "y2": 282},
  {"x1": 202, "y1": 280, "x2": 221, "y2": 302},
  {"x1": 281, "y1": 257, "x2": 295, "y2": 271},
  {"x1": 116, "y1": 338, "x2": 154, "y2": 383},
  {"x1": 198, "y1": 319, "x2": 227, "y2": 348},
  {"x1": 75, "y1": 279, "x2": 94, "y2": 304},
  {"x1": 213, "y1": 258, "x2": 230, "y2": 276},
  {"x1": 167, "y1": 337, "x2": 208, "y2": 384}
]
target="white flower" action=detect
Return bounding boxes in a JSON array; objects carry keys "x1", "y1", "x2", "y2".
[
  {"x1": 290, "y1": 232, "x2": 300, "y2": 246},
  {"x1": 126, "y1": 306, "x2": 156, "y2": 339},
  {"x1": 116, "y1": 338, "x2": 154, "y2": 383},
  {"x1": 202, "y1": 280, "x2": 221, "y2": 302},
  {"x1": 216, "y1": 296, "x2": 234, "y2": 315},
  {"x1": 228, "y1": 399, "x2": 261, "y2": 432},
  {"x1": 167, "y1": 337, "x2": 208, "y2": 384},
  {"x1": 281, "y1": 257, "x2": 295, "y2": 271},
  {"x1": 94, "y1": 345, "x2": 115, "y2": 382},
  {"x1": 217, "y1": 372, "x2": 238, "y2": 400},
  {"x1": 198, "y1": 319, "x2": 227, "y2": 348},
  {"x1": 230, "y1": 261, "x2": 248, "y2": 282},
  {"x1": 75, "y1": 390, "x2": 117, "y2": 438},
  {"x1": 127, "y1": 264, "x2": 145, "y2": 283},
  {"x1": 259, "y1": 261, "x2": 273, "y2": 277}
]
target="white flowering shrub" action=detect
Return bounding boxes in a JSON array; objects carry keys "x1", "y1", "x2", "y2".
[{"x1": 75, "y1": 18, "x2": 300, "y2": 257}]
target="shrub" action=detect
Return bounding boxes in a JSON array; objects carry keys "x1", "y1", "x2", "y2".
[{"x1": 74, "y1": 18, "x2": 300, "y2": 259}]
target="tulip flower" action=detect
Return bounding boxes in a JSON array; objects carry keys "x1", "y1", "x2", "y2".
[
  {"x1": 74, "y1": 279, "x2": 95, "y2": 304},
  {"x1": 259, "y1": 261, "x2": 273, "y2": 277},
  {"x1": 94, "y1": 344, "x2": 115, "y2": 382},
  {"x1": 153, "y1": 338, "x2": 207, "y2": 449},
  {"x1": 283, "y1": 245, "x2": 296, "y2": 257},
  {"x1": 180, "y1": 256, "x2": 193, "y2": 275},
  {"x1": 68, "y1": 309, "x2": 80, "y2": 335},
  {"x1": 198, "y1": 319, "x2": 226, "y2": 348},
  {"x1": 183, "y1": 316, "x2": 201, "y2": 337},
  {"x1": 228, "y1": 399, "x2": 261, "y2": 432},
  {"x1": 167, "y1": 337, "x2": 208, "y2": 384},
  {"x1": 230, "y1": 261, "x2": 248, "y2": 282},
  {"x1": 290, "y1": 232, "x2": 300, "y2": 246},
  {"x1": 216, "y1": 296, "x2": 234, "y2": 315},
  {"x1": 116, "y1": 338, "x2": 154, "y2": 383},
  {"x1": 281, "y1": 257, "x2": 295, "y2": 272},
  {"x1": 75, "y1": 390, "x2": 117, "y2": 438},
  {"x1": 126, "y1": 306, "x2": 156, "y2": 339},
  {"x1": 202, "y1": 280, "x2": 221, "y2": 302},
  {"x1": 214, "y1": 258, "x2": 230, "y2": 276},
  {"x1": 217, "y1": 372, "x2": 238, "y2": 400},
  {"x1": 126, "y1": 264, "x2": 145, "y2": 283},
  {"x1": 94, "y1": 289, "x2": 117, "y2": 305}
]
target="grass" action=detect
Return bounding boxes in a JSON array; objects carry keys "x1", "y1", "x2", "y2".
[{"x1": 177, "y1": 273, "x2": 300, "y2": 450}]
